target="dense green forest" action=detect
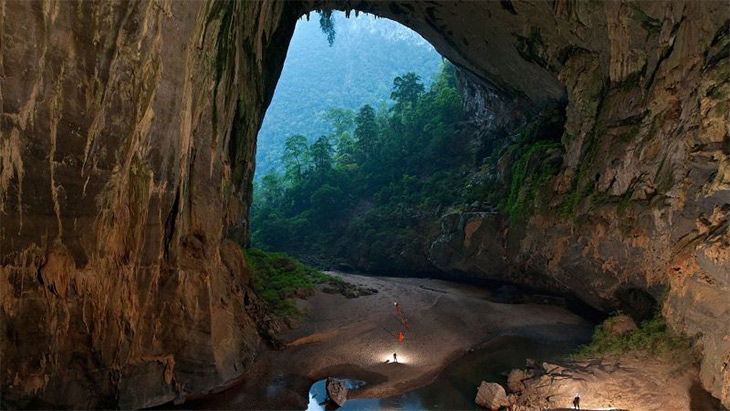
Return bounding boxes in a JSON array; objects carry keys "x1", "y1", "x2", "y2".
[
  {"x1": 256, "y1": 12, "x2": 443, "y2": 176},
  {"x1": 252, "y1": 63, "x2": 475, "y2": 268}
]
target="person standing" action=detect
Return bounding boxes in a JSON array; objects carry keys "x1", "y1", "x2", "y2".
[
  {"x1": 573, "y1": 395, "x2": 580, "y2": 409},
  {"x1": 393, "y1": 353, "x2": 398, "y2": 363}
]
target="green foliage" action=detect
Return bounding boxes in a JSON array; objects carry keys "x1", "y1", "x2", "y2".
[
  {"x1": 504, "y1": 140, "x2": 562, "y2": 225},
  {"x1": 210, "y1": 0, "x2": 236, "y2": 137},
  {"x1": 251, "y1": 63, "x2": 468, "y2": 261},
  {"x1": 498, "y1": 110, "x2": 565, "y2": 227},
  {"x1": 318, "y1": 10, "x2": 336, "y2": 46},
  {"x1": 244, "y1": 248, "x2": 336, "y2": 318},
  {"x1": 391, "y1": 72, "x2": 425, "y2": 114},
  {"x1": 574, "y1": 313, "x2": 698, "y2": 366},
  {"x1": 714, "y1": 100, "x2": 728, "y2": 117},
  {"x1": 354, "y1": 104, "x2": 378, "y2": 162},
  {"x1": 558, "y1": 129, "x2": 602, "y2": 219},
  {"x1": 256, "y1": 12, "x2": 442, "y2": 176},
  {"x1": 283, "y1": 134, "x2": 310, "y2": 183},
  {"x1": 310, "y1": 136, "x2": 334, "y2": 177},
  {"x1": 321, "y1": 108, "x2": 355, "y2": 135}
]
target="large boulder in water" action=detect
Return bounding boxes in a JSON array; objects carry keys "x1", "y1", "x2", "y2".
[
  {"x1": 326, "y1": 378, "x2": 347, "y2": 407},
  {"x1": 475, "y1": 381, "x2": 509, "y2": 410}
]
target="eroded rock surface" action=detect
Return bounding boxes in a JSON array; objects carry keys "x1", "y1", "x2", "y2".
[
  {"x1": 1, "y1": 0, "x2": 728, "y2": 408},
  {"x1": 325, "y1": 377, "x2": 347, "y2": 407},
  {"x1": 507, "y1": 359, "x2": 705, "y2": 411},
  {"x1": 1, "y1": 1, "x2": 295, "y2": 407},
  {"x1": 475, "y1": 381, "x2": 509, "y2": 410}
]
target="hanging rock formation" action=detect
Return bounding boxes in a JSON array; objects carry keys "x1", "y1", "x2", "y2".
[{"x1": 1, "y1": 0, "x2": 727, "y2": 408}]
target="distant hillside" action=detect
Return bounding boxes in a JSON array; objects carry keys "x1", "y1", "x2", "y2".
[{"x1": 255, "y1": 12, "x2": 443, "y2": 177}]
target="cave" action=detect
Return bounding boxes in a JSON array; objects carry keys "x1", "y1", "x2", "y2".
[{"x1": 1, "y1": 1, "x2": 728, "y2": 409}]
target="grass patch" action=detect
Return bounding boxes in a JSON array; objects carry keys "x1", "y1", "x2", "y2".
[
  {"x1": 244, "y1": 248, "x2": 341, "y2": 319},
  {"x1": 505, "y1": 140, "x2": 562, "y2": 224},
  {"x1": 574, "y1": 313, "x2": 698, "y2": 366},
  {"x1": 501, "y1": 110, "x2": 565, "y2": 228}
]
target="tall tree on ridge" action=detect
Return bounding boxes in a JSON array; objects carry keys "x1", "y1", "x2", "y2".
[
  {"x1": 282, "y1": 134, "x2": 309, "y2": 183},
  {"x1": 391, "y1": 72, "x2": 425, "y2": 114},
  {"x1": 310, "y1": 136, "x2": 334, "y2": 178},
  {"x1": 354, "y1": 104, "x2": 378, "y2": 162}
]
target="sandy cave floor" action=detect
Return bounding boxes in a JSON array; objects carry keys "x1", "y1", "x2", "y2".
[{"x1": 182, "y1": 272, "x2": 594, "y2": 409}]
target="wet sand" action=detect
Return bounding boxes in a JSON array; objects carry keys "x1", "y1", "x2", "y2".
[{"x1": 181, "y1": 272, "x2": 593, "y2": 409}]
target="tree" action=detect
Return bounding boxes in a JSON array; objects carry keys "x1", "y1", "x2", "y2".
[
  {"x1": 310, "y1": 136, "x2": 333, "y2": 177},
  {"x1": 354, "y1": 104, "x2": 378, "y2": 162},
  {"x1": 391, "y1": 72, "x2": 425, "y2": 113},
  {"x1": 322, "y1": 108, "x2": 357, "y2": 167},
  {"x1": 250, "y1": 63, "x2": 469, "y2": 259},
  {"x1": 310, "y1": 184, "x2": 346, "y2": 224},
  {"x1": 333, "y1": 131, "x2": 357, "y2": 170},
  {"x1": 282, "y1": 134, "x2": 309, "y2": 183},
  {"x1": 258, "y1": 174, "x2": 285, "y2": 205},
  {"x1": 431, "y1": 61, "x2": 458, "y2": 92},
  {"x1": 321, "y1": 108, "x2": 354, "y2": 136}
]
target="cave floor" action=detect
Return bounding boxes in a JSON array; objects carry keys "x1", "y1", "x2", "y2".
[{"x1": 182, "y1": 272, "x2": 594, "y2": 409}]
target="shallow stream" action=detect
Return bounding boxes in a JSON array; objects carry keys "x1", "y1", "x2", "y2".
[{"x1": 306, "y1": 335, "x2": 578, "y2": 410}]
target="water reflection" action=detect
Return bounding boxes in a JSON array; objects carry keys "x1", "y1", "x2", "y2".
[
  {"x1": 307, "y1": 336, "x2": 580, "y2": 410},
  {"x1": 308, "y1": 379, "x2": 420, "y2": 411}
]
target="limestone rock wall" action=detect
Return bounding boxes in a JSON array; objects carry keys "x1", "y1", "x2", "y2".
[
  {"x1": 425, "y1": 2, "x2": 729, "y2": 405},
  {"x1": 1, "y1": 1, "x2": 297, "y2": 407}
]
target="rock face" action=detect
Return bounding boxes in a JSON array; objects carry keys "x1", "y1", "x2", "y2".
[
  {"x1": 1, "y1": 0, "x2": 728, "y2": 408},
  {"x1": 1, "y1": 1, "x2": 295, "y2": 408},
  {"x1": 428, "y1": 1, "x2": 730, "y2": 401},
  {"x1": 603, "y1": 314, "x2": 638, "y2": 337},
  {"x1": 475, "y1": 381, "x2": 509, "y2": 410},
  {"x1": 507, "y1": 359, "x2": 704, "y2": 410},
  {"x1": 325, "y1": 377, "x2": 347, "y2": 407}
]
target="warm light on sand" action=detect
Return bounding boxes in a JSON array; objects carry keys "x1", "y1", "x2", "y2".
[{"x1": 381, "y1": 352, "x2": 409, "y2": 364}]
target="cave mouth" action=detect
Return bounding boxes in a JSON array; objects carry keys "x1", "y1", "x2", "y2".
[
  {"x1": 249, "y1": 10, "x2": 453, "y2": 269},
  {"x1": 237, "y1": 11, "x2": 601, "y2": 410},
  {"x1": 2, "y1": 1, "x2": 727, "y2": 409},
  {"x1": 247, "y1": 8, "x2": 595, "y2": 318}
]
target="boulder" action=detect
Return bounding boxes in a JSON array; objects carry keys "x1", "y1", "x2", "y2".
[
  {"x1": 475, "y1": 381, "x2": 509, "y2": 410},
  {"x1": 603, "y1": 314, "x2": 638, "y2": 337},
  {"x1": 507, "y1": 369, "x2": 530, "y2": 392},
  {"x1": 326, "y1": 378, "x2": 347, "y2": 407},
  {"x1": 542, "y1": 362, "x2": 566, "y2": 375}
]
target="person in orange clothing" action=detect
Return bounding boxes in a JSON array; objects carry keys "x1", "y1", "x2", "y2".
[{"x1": 399, "y1": 331, "x2": 405, "y2": 343}]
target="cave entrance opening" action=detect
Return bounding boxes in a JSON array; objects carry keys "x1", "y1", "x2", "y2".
[{"x1": 249, "y1": 10, "x2": 461, "y2": 275}]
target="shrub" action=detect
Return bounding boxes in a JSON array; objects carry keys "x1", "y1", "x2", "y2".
[
  {"x1": 244, "y1": 248, "x2": 339, "y2": 318},
  {"x1": 574, "y1": 313, "x2": 698, "y2": 368}
]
